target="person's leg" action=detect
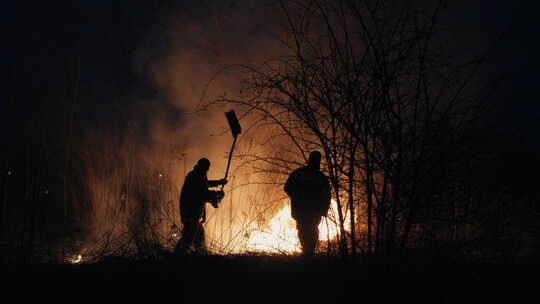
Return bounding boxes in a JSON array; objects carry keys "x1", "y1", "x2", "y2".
[
  {"x1": 176, "y1": 219, "x2": 196, "y2": 253},
  {"x1": 193, "y1": 222, "x2": 207, "y2": 253},
  {"x1": 297, "y1": 215, "x2": 322, "y2": 256}
]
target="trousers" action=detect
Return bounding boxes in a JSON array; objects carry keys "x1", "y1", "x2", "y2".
[
  {"x1": 176, "y1": 219, "x2": 205, "y2": 253},
  {"x1": 295, "y1": 214, "x2": 322, "y2": 255}
]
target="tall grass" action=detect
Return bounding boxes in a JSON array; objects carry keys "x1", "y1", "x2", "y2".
[{"x1": 67, "y1": 127, "x2": 346, "y2": 262}]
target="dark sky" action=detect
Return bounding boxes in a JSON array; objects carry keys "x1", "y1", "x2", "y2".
[
  {"x1": 433, "y1": 1, "x2": 540, "y2": 144},
  {"x1": 4, "y1": 0, "x2": 540, "y2": 147},
  {"x1": 466, "y1": 1, "x2": 540, "y2": 142}
]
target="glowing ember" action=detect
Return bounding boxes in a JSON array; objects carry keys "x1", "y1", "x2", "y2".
[
  {"x1": 244, "y1": 200, "x2": 349, "y2": 253},
  {"x1": 70, "y1": 254, "x2": 83, "y2": 264}
]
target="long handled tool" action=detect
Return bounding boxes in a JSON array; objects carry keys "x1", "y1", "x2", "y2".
[
  {"x1": 220, "y1": 110, "x2": 242, "y2": 192},
  {"x1": 211, "y1": 110, "x2": 241, "y2": 208}
]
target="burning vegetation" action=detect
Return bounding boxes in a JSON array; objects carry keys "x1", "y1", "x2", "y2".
[
  {"x1": 243, "y1": 200, "x2": 351, "y2": 253},
  {"x1": 2, "y1": 0, "x2": 540, "y2": 266}
]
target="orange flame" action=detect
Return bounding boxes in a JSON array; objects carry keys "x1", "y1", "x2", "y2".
[
  {"x1": 243, "y1": 199, "x2": 349, "y2": 253},
  {"x1": 70, "y1": 254, "x2": 83, "y2": 264}
]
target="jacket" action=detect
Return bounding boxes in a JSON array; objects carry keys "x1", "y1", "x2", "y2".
[
  {"x1": 179, "y1": 169, "x2": 221, "y2": 222},
  {"x1": 284, "y1": 166, "x2": 331, "y2": 219}
]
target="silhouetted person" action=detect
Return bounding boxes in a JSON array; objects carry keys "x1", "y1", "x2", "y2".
[
  {"x1": 284, "y1": 151, "x2": 331, "y2": 256},
  {"x1": 175, "y1": 158, "x2": 227, "y2": 254}
]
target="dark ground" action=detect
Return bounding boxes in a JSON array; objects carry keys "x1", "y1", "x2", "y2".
[{"x1": 2, "y1": 253, "x2": 536, "y2": 303}]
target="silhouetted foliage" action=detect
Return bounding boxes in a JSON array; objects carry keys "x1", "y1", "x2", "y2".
[{"x1": 210, "y1": 0, "x2": 534, "y2": 261}]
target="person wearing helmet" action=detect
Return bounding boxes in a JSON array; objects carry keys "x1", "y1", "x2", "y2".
[
  {"x1": 175, "y1": 158, "x2": 227, "y2": 254},
  {"x1": 284, "y1": 151, "x2": 331, "y2": 256}
]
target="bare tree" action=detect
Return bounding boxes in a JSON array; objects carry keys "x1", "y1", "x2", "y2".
[{"x1": 208, "y1": 0, "x2": 495, "y2": 256}]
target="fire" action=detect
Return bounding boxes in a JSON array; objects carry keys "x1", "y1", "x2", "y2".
[
  {"x1": 244, "y1": 199, "x2": 349, "y2": 253},
  {"x1": 245, "y1": 204, "x2": 301, "y2": 252},
  {"x1": 70, "y1": 254, "x2": 83, "y2": 264}
]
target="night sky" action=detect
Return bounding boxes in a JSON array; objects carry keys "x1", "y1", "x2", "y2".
[
  {"x1": 1, "y1": 1, "x2": 539, "y2": 208},
  {"x1": 4, "y1": 1, "x2": 539, "y2": 145}
]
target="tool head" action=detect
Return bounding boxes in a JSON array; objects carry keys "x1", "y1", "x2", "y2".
[{"x1": 225, "y1": 110, "x2": 242, "y2": 137}]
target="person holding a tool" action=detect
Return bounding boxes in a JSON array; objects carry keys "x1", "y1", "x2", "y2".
[
  {"x1": 284, "y1": 151, "x2": 331, "y2": 256},
  {"x1": 175, "y1": 110, "x2": 241, "y2": 255},
  {"x1": 175, "y1": 157, "x2": 227, "y2": 254}
]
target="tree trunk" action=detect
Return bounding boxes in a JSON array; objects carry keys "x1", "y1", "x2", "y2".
[{"x1": 348, "y1": 144, "x2": 356, "y2": 255}]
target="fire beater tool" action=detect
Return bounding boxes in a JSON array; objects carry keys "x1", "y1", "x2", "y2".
[{"x1": 211, "y1": 110, "x2": 241, "y2": 208}]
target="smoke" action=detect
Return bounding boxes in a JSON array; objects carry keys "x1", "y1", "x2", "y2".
[
  {"x1": 144, "y1": 0, "x2": 283, "y2": 164},
  {"x1": 145, "y1": 0, "x2": 289, "y2": 253},
  {"x1": 73, "y1": 0, "x2": 288, "y2": 255}
]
